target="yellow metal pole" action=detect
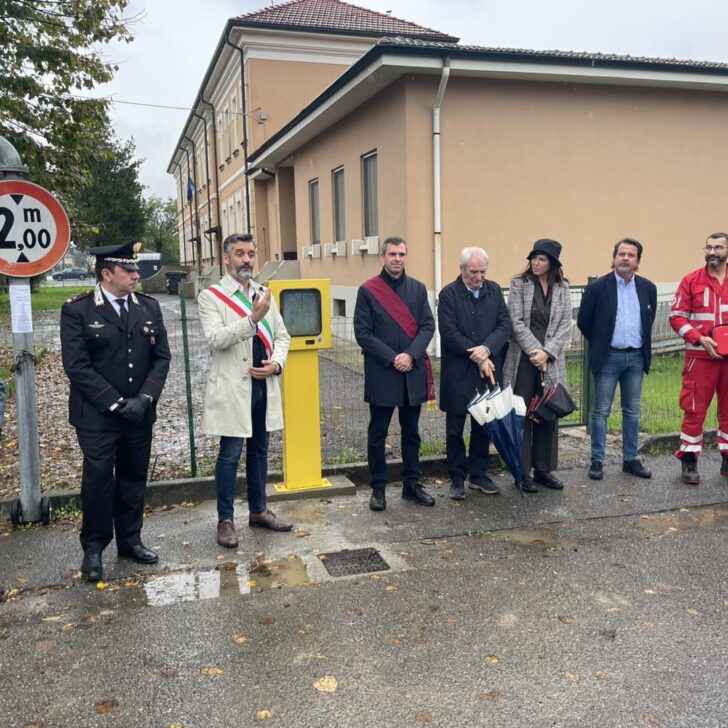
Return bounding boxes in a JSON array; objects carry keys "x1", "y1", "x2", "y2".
[{"x1": 275, "y1": 349, "x2": 332, "y2": 492}]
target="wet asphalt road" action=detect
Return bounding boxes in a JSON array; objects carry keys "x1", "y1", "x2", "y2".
[{"x1": 1, "y1": 450, "x2": 727, "y2": 727}]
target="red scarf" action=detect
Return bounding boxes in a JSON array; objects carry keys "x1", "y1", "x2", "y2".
[{"x1": 363, "y1": 276, "x2": 435, "y2": 403}]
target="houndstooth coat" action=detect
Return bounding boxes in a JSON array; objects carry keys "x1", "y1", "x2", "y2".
[{"x1": 503, "y1": 276, "x2": 573, "y2": 389}]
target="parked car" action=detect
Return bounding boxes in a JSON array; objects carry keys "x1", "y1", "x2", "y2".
[{"x1": 52, "y1": 267, "x2": 89, "y2": 281}]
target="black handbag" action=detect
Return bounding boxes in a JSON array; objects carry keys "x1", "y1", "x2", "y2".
[{"x1": 528, "y1": 379, "x2": 576, "y2": 423}]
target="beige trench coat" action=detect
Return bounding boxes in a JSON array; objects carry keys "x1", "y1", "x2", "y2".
[
  {"x1": 503, "y1": 276, "x2": 573, "y2": 389},
  {"x1": 198, "y1": 275, "x2": 291, "y2": 438}
]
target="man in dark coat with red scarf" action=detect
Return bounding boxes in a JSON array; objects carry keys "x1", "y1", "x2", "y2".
[{"x1": 353, "y1": 236, "x2": 436, "y2": 512}]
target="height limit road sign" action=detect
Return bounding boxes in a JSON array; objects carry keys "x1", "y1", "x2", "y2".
[{"x1": 0, "y1": 179, "x2": 70, "y2": 277}]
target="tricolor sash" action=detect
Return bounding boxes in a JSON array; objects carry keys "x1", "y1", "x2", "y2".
[
  {"x1": 207, "y1": 283, "x2": 274, "y2": 356},
  {"x1": 363, "y1": 276, "x2": 435, "y2": 403}
]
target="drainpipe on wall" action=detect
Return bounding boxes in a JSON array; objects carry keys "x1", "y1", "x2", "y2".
[
  {"x1": 199, "y1": 97, "x2": 224, "y2": 276},
  {"x1": 432, "y1": 57, "x2": 451, "y2": 358},
  {"x1": 225, "y1": 33, "x2": 252, "y2": 234},
  {"x1": 182, "y1": 137, "x2": 202, "y2": 273},
  {"x1": 191, "y1": 110, "x2": 213, "y2": 264},
  {"x1": 170, "y1": 160, "x2": 187, "y2": 263}
]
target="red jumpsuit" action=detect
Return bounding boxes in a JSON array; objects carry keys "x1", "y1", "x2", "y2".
[{"x1": 669, "y1": 266, "x2": 728, "y2": 458}]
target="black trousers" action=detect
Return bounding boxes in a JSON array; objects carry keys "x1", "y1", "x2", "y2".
[
  {"x1": 513, "y1": 356, "x2": 558, "y2": 473},
  {"x1": 76, "y1": 426, "x2": 153, "y2": 553},
  {"x1": 367, "y1": 404, "x2": 421, "y2": 489},
  {"x1": 445, "y1": 412, "x2": 491, "y2": 483}
]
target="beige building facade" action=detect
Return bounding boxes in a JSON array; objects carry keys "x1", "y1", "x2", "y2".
[{"x1": 170, "y1": 0, "x2": 728, "y2": 312}]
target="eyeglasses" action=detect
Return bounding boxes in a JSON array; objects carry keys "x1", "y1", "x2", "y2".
[{"x1": 704, "y1": 245, "x2": 727, "y2": 253}]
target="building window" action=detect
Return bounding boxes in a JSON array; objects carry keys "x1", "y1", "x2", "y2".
[
  {"x1": 333, "y1": 298, "x2": 346, "y2": 317},
  {"x1": 362, "y1": 151, "x2": 378, "y2": 237},
  {"x1": 224, "y1": 106, "x2": 231, "y2": 158},
  {"x1": 309, "y1": 179, "x2": 320, "y2": 245},
  {"x1": 217, "y1": 115, "x2": 223, "y2": 162},
  {"x1": 332, "y1": 166, "x2": 345, "y2": 242},
  {"x1": 232, "y1": 97, "x2": 238, "y2": 149}
]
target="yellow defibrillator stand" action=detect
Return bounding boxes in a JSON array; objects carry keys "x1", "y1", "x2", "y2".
[{"x1": 268, "y1": 279, "x2": 332, "y2": 492}]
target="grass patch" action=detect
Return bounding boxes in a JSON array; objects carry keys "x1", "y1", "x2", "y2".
[
  {"x1": 53, "y1": 498, "x2": 81, "y2": 521},
  {"x1": 420, "y1": 438, "x2": 445, "y2": 456},
  {"x1": 0, "y1": 286, "x2": 90, "y2": 313}
]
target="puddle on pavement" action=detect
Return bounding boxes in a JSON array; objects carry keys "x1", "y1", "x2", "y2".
[
  {"x1": 484, "y1": 526, "x2": 578, "y2": 550},
  {"x1": 119, "y1": 556, "x2": 310, "y2": 608},
  {"x1": 637, "y1": 504, "x2": 728, "y2": 539}
]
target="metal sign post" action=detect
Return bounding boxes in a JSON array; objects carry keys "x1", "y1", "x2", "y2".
[{"x1": 0, "y1": 136, "x2": 71, "y2": 525}]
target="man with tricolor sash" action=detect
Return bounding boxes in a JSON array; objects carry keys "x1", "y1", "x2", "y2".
[
  {"x1": 354, "y1": 236, "x2": 436, "y2": 512},
  {"x1": 198, "y1": 233, "x2": 292, "y2": 547}
]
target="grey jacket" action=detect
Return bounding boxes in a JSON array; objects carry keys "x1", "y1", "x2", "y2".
[{"x1": 503, "y1": 276, "x2": 573, "y2": 389}]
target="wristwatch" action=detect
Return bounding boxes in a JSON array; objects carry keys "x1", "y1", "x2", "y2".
[{"x1": 274, "y1": 362, "x2": 282, "y2": 375}]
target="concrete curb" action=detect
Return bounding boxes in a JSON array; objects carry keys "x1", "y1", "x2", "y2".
[
  {"x1": 0, "y1": 455, "x2": 453, "y2": 520},
  {"x1": 639, "y1": 429, "x2": 717, "y2": 454}
]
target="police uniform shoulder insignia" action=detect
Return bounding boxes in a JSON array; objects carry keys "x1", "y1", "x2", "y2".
[{"x1": 67, "y1": 290, "x2": 93, "y2": 304}]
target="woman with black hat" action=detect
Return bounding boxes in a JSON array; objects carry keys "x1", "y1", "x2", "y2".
[{"x1": 503, "y1": 239, "x2": 573, "y2": 492}]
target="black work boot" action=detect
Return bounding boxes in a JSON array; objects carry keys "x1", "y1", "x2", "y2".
[
  {"x1": 369, "y1": 488, "x2": 386, "y2": 511},
  {"x1": 449, "y1": 477, "x2": 465, "y2": 500},
  {"x1": 681, "y1": 453, "x2": 700, "y2": 485},
  {"x1": 721, "y1": 454, "x2": 728, "y2": 479},
  {"x1": 402, "y1": 482, "x2": 435, "y2": 506}
]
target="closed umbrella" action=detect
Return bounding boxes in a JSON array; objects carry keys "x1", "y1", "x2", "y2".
[{"x1": 468, "y1": 373, "x2": 527, "y2": 496}]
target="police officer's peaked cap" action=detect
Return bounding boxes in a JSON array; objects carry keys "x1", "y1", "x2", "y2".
[{"x1": 90, "y1": 240, "x2": 142, "y2": 271}]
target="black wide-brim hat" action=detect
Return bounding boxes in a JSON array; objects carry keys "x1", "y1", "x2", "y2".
[
  {"x1": 527, "y1": 238, "x2": 562, "y2": 266},
  {"x1": 90, "y1": 240, "x2": 141, "y2": 271}
]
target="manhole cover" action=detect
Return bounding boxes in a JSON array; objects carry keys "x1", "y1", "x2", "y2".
[{"x1": 319, "y1": 547, "x2": 390, "y2": 577}]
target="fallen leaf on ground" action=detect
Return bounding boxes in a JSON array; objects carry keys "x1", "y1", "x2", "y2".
[
  {"x1": 643, "y1": 621, "x2": 654, "y2": 629},
  {"x1": 231, "y1": 634, "x2": 248, "y2": 645},
  {"x1": 314, "y1": 652, "x2": 328, "y2": 660},
  {"x1": 385, "y1": 585, "x2": 398, "y2": 592},
  {"x1": 643, "y1": 713, "x2": 662, "y2": 726},
  {"x1": 200, "y1": 666, "x2": 224, "y2": 677},
  {"x1": 23, "y1": 722, "x2": 44, "y2": 728},
  {"x1": 371, "y1": 574, "x2": 381, "y2": 580},
  {"x1": 594, "y1": 671, "x2": 609, "y2": 680},
  {"x1": 318, "y1": 554, "x2": 328, "y2": 560},
  {"x1": 564, "y1": 671, "x2": 581, "y2": 683},
  {"x1": 295, "y1": 530, "x2": 310, "y2": 538},
  {"x1": 255, "y1": 710, "x2": 272, "y2": 720},
  {"x1": 17, "y1": 577, "x2": 29, "y2": 586},
  {"x1": 484, "y1": 655, "x2": 500, "y2": 664},
  {"x1": 479, "y1": 691, "x2": 503, "y2": 702},
  {"x1": 687, "y1": 608, "x2": 700, "y2": 616},
  {"x1": 558, "y1": 615, "x2": 575, "y2": 624},
  {"x1": 95, "y1": 699, "x2": 118, "y2": 714},
  {"x1": 261, "y1": 617, "x2": 276, "y2": 625},
  {"x1": 216, "y1": 555, "x2": 225, "y2": 561},
  {"x1": 41, "y1": 616, "x2": 64, "y2": 623},
  {"x1": 516, "y1": 578, "x2": 528, "y2": 585},
  {"x1": 167, "y1": 724, "x2": 184, "y2": 728},
  {"x1": 416, "y1": 711, "x2": 433, "y2": 722},
  {"x1": 644, "y1": 589, "x2": 657, "y2": 595},
  {"x1": 389, "y1": 637, "x2": 401, "y2": 646},
  {"x1": 96, "y1": 581, "x2": 108, "y2": 590},
  {"x1": 219, "y1": 562, "x2": 237, "y2": 571},
  {"x1": 314, "y1": 676, "x2": 338, "y2": 693}
]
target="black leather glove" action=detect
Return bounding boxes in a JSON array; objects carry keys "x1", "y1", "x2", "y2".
[{"x1": 117, "y1": 395, "x2": 152, "y2": 424}]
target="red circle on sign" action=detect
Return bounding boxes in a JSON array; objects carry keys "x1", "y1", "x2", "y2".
[{"x1": 0, "y1": 179, "x2": 71, "y2": 277}]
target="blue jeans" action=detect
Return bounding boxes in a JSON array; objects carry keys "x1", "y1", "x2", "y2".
[
  {"x1": 590, "y1": 349, "x2": 644, "y2": 462},
  {"x1": 214, "y1": 393, "x2": 269, "y2": 521}
]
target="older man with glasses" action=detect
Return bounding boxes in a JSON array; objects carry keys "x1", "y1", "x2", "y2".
[{"x1": 669, "y1": 232, "x2": 728, "y2": 485}]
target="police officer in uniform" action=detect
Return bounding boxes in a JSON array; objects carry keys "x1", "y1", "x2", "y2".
[{"x1": 60, "y1": 241, "x2": 171, "y2": 582}]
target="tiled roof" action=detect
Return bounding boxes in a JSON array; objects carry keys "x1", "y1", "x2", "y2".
[
  {"x1": 234, "y1": 0, "x2": 458, "y2": 42},
  {"x1": 378, "y1": 36, "x2": 728, "y2": 72}
]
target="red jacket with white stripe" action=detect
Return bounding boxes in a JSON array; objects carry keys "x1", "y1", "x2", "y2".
[{"x1": 670, "y1": 266, "x2": 728, "y2": 358}]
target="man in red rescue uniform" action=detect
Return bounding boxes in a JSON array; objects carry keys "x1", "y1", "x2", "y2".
[{"x1": 669, "y1": 231, "x2": 728, "y2": 484}]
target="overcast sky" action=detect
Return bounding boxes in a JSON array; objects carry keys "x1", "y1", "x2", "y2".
[{"x1": 96, "y1": 0, "x2": 728, "y2": 199}]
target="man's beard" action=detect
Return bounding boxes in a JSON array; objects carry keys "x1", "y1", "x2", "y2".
[
  {"x1": 229, "y1": 265, "x2": 253, "y2": 281},
  {"x1": 706, "y1": 254, "x2": 727, "y2": 267}
]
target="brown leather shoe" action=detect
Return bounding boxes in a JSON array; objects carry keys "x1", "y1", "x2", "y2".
[
  {"x1": 217, "y1": 519, "x2": 239, "y2": 548},
  {"x1": 249, "y1": 508, "x2": 293, "y2": 531}
]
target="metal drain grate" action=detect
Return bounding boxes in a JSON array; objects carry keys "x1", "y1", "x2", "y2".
[{"x1": 319, "y1": 547, "x2": 390, "y2": 577}]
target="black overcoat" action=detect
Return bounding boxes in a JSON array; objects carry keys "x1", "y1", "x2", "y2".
[
  {"x1": 60, "y1": 289, "x2": 171, "y2": 432},
  {"x1": 353, "y1": 270, "x2": 435, "y2": 407},
  {"x1": 438, "y1": 276, "x2": 512, "y2": 414}
]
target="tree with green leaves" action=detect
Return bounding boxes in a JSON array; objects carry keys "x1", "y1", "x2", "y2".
[
  {"x1": 71, "y1": 129, "x2": 146, "y2": 250},
  {"x1": 0, "y1": 0, "x2": 134, "y2": 211},
  {"x1": 143, "y1": 196, "x2": 180, "y2": 265}
]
